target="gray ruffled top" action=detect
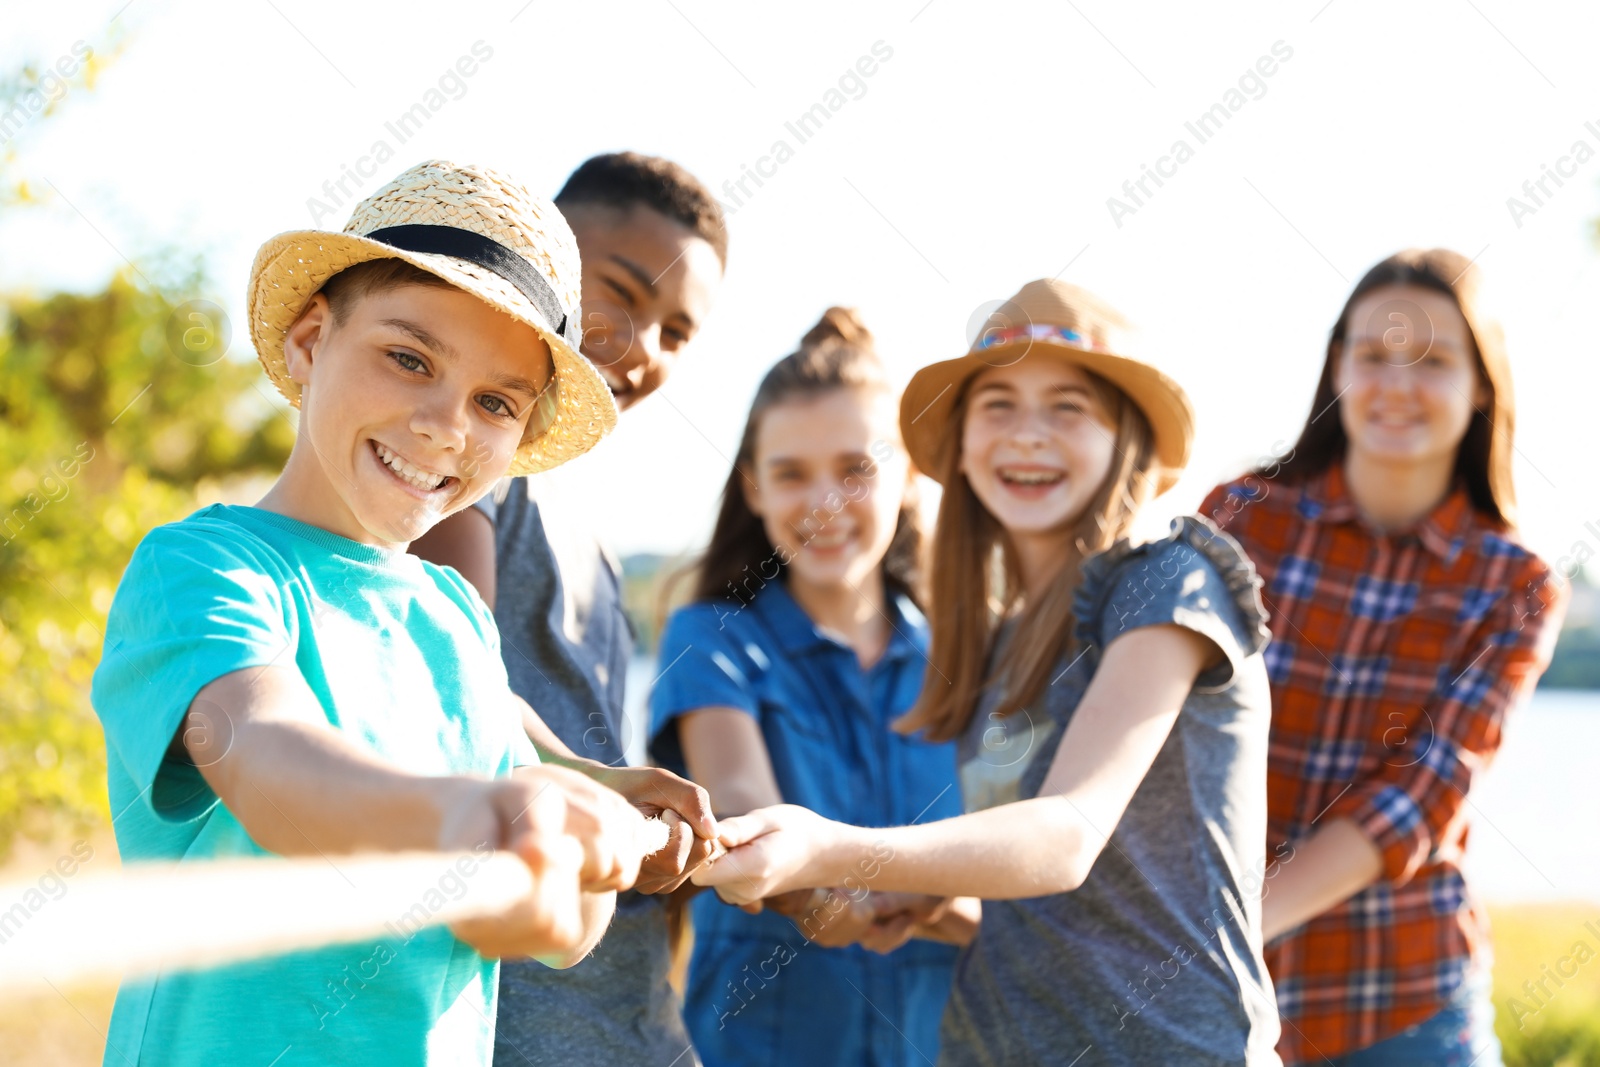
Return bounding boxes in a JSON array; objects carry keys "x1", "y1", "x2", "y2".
[{"x1": 941, "y1": 516, "x2": 1283, "y2": 1067}]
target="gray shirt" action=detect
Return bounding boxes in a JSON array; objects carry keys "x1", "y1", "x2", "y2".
[
  {"x1": 941, "y1": 517, "x2": 1282, "y2": 1067},
  {"x1": 475, "y1": 471, "x2": 695, "y2": 1067}
]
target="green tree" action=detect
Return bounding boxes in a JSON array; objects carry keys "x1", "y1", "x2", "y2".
[
  {"x1": 0, "y1": 269, "x2": 294, "y2": 856},
  {"x1": 0, "y1": 28, "x2": 295, "y2": 858}
]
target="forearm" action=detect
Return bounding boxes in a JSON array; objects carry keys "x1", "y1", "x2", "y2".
[
  {"x1": 679, "y1": 708, "x2": 785, "y2": 818},
  {"x1": 520, "y1": 702, "x2": 589, "y2": 767},
  {"x1": 205, "y1": 718, "x2": 476, "y2": 856},
  {"x1": 1261, "y1": 818, "x2": 1382, "y2": 942},
  {"x1": 816, "y1": 798, "x2": 1094, "y2": 900},
  {"x1": 705, "y1": 630, "x2": 1201, "y2": 906}
]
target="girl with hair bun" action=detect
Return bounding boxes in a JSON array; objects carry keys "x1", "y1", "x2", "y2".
[
  {"x1": 649, "y1": 308, "x2": 968, "y2": 1067},
  {"x1": 691, "y1": 279, "x2": 1284, "y2": 1066}
]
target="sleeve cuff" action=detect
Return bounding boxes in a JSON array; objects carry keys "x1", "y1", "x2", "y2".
[{"x1": 1325, "y1": 782, "x2": 1429, "y2": 884}]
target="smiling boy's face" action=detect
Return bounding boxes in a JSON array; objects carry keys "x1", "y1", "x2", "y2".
[
  {"x1": 277, "y1": 282, "x2": 552, "y2": 547},
  {"x1": 564, "y1": 203, "x2": 722, "y2": 411}
]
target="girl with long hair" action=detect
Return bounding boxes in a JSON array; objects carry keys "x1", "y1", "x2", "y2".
[
  {"x1": 648, "y1": 308, "x2": 969, "y2": 1067},
  {"x1": 692, "y1": 279, "x2": 1284, "y2": 1065},
  {"x1": 1200, "y1": 249, "x2": 1568, "y2": 1065}
]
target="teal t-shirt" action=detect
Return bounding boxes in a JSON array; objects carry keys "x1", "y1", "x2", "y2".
[{"x1": 90, "y1": 504, "x2": 539, "y2": 1067}]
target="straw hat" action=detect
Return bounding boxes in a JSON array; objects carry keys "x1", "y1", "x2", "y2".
[
  {"x1": 247, "y1": 160, "x2": 617, "y2": 476},
  {"x1": 899, "y1": 278, "x2": 1194, "y2": 494}
]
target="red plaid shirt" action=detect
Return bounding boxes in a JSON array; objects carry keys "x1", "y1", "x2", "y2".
[{"x1": 1202, "y1": 464, "x2": 1566, "y2": 1063}]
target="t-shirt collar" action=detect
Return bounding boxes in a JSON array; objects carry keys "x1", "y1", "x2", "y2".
[
  {"x1": 753, "y1": 578, "x2": 920, "y2": 663},
  {"x1": 222, "y1": 504, "x2": 408, "y2": 566},
  {"x1": 1297, "y1": 462, "x2": 1473, "y2": 564}
]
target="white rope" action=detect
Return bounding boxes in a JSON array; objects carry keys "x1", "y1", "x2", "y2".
[{"x1": 0, "y1": 818, "x2": 672, "y2": 992}]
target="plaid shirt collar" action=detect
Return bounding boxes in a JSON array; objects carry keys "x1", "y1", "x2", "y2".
[{"x1": 1295, "y1": 461, "x2": 1475, "y2": 565}]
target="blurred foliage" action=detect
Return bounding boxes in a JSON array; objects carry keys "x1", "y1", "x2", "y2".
[
  {"x1": 0, "y1": 270, "x2": 294, "y2": 857},
  {"x1": 0, "y1": 27, "x2": 295, "y2": 859},
  {"x1": 0, "y1": 30, "x2": 306, "y2": 857},
  {"x1": 1, "y1": 28, "x2": 129, "y2": 208},
  {"x1": 1505, "y1": 1021, "x2": 1600, "y2": 1067},
  {"x1": 1544, "y1": 571, "x2": 1600, "y2": 689},
  {"x1": 1545, "y1": 627, "x2": 1600, "y2": 688}
]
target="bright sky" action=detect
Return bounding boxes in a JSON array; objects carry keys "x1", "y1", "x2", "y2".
[{"x1": 5, "y1": 0, "x2": 1598, "y2": 570}]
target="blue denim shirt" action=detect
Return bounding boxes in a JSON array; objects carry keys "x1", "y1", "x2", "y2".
[{"x1": 650, "y1": 580, "x2": 962, "y2": 1067}]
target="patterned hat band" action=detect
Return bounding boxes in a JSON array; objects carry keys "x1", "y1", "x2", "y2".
[{"x1": 974, "y1": 324, "x2": 1112, "y2": 353}]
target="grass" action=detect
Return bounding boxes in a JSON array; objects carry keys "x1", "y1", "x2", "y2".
[
  {"x1": 1, "y1": 981, "x2": 118, "y2": 1067},
  {"x1": 1493, "y1": 903, "x2": 1600, "y2": 1066},
  {"x1": 5, "y1": 891, "x2": 1599, "y2": 1065}
]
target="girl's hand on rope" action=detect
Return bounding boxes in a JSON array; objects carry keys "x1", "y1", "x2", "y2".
[{"x1": 691, "y1": 803, "x2": 841, "y2": 905}]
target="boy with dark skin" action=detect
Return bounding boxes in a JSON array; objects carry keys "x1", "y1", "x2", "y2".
[{"x1": 413, "y1": 153, "x2": 728, "y2": 1066}]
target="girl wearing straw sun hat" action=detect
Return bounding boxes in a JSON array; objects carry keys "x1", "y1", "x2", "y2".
[{"x1": 693, "y1": 278, "x2": 1284, "y2": 1065}]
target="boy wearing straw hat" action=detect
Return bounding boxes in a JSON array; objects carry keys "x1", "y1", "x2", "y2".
[
  {"x1": 413, "y1": 152, "x2": 728, "y2": 1067},
  {"x1": 90, "y1": 161, "x2": 656, "y2": 1067}
]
